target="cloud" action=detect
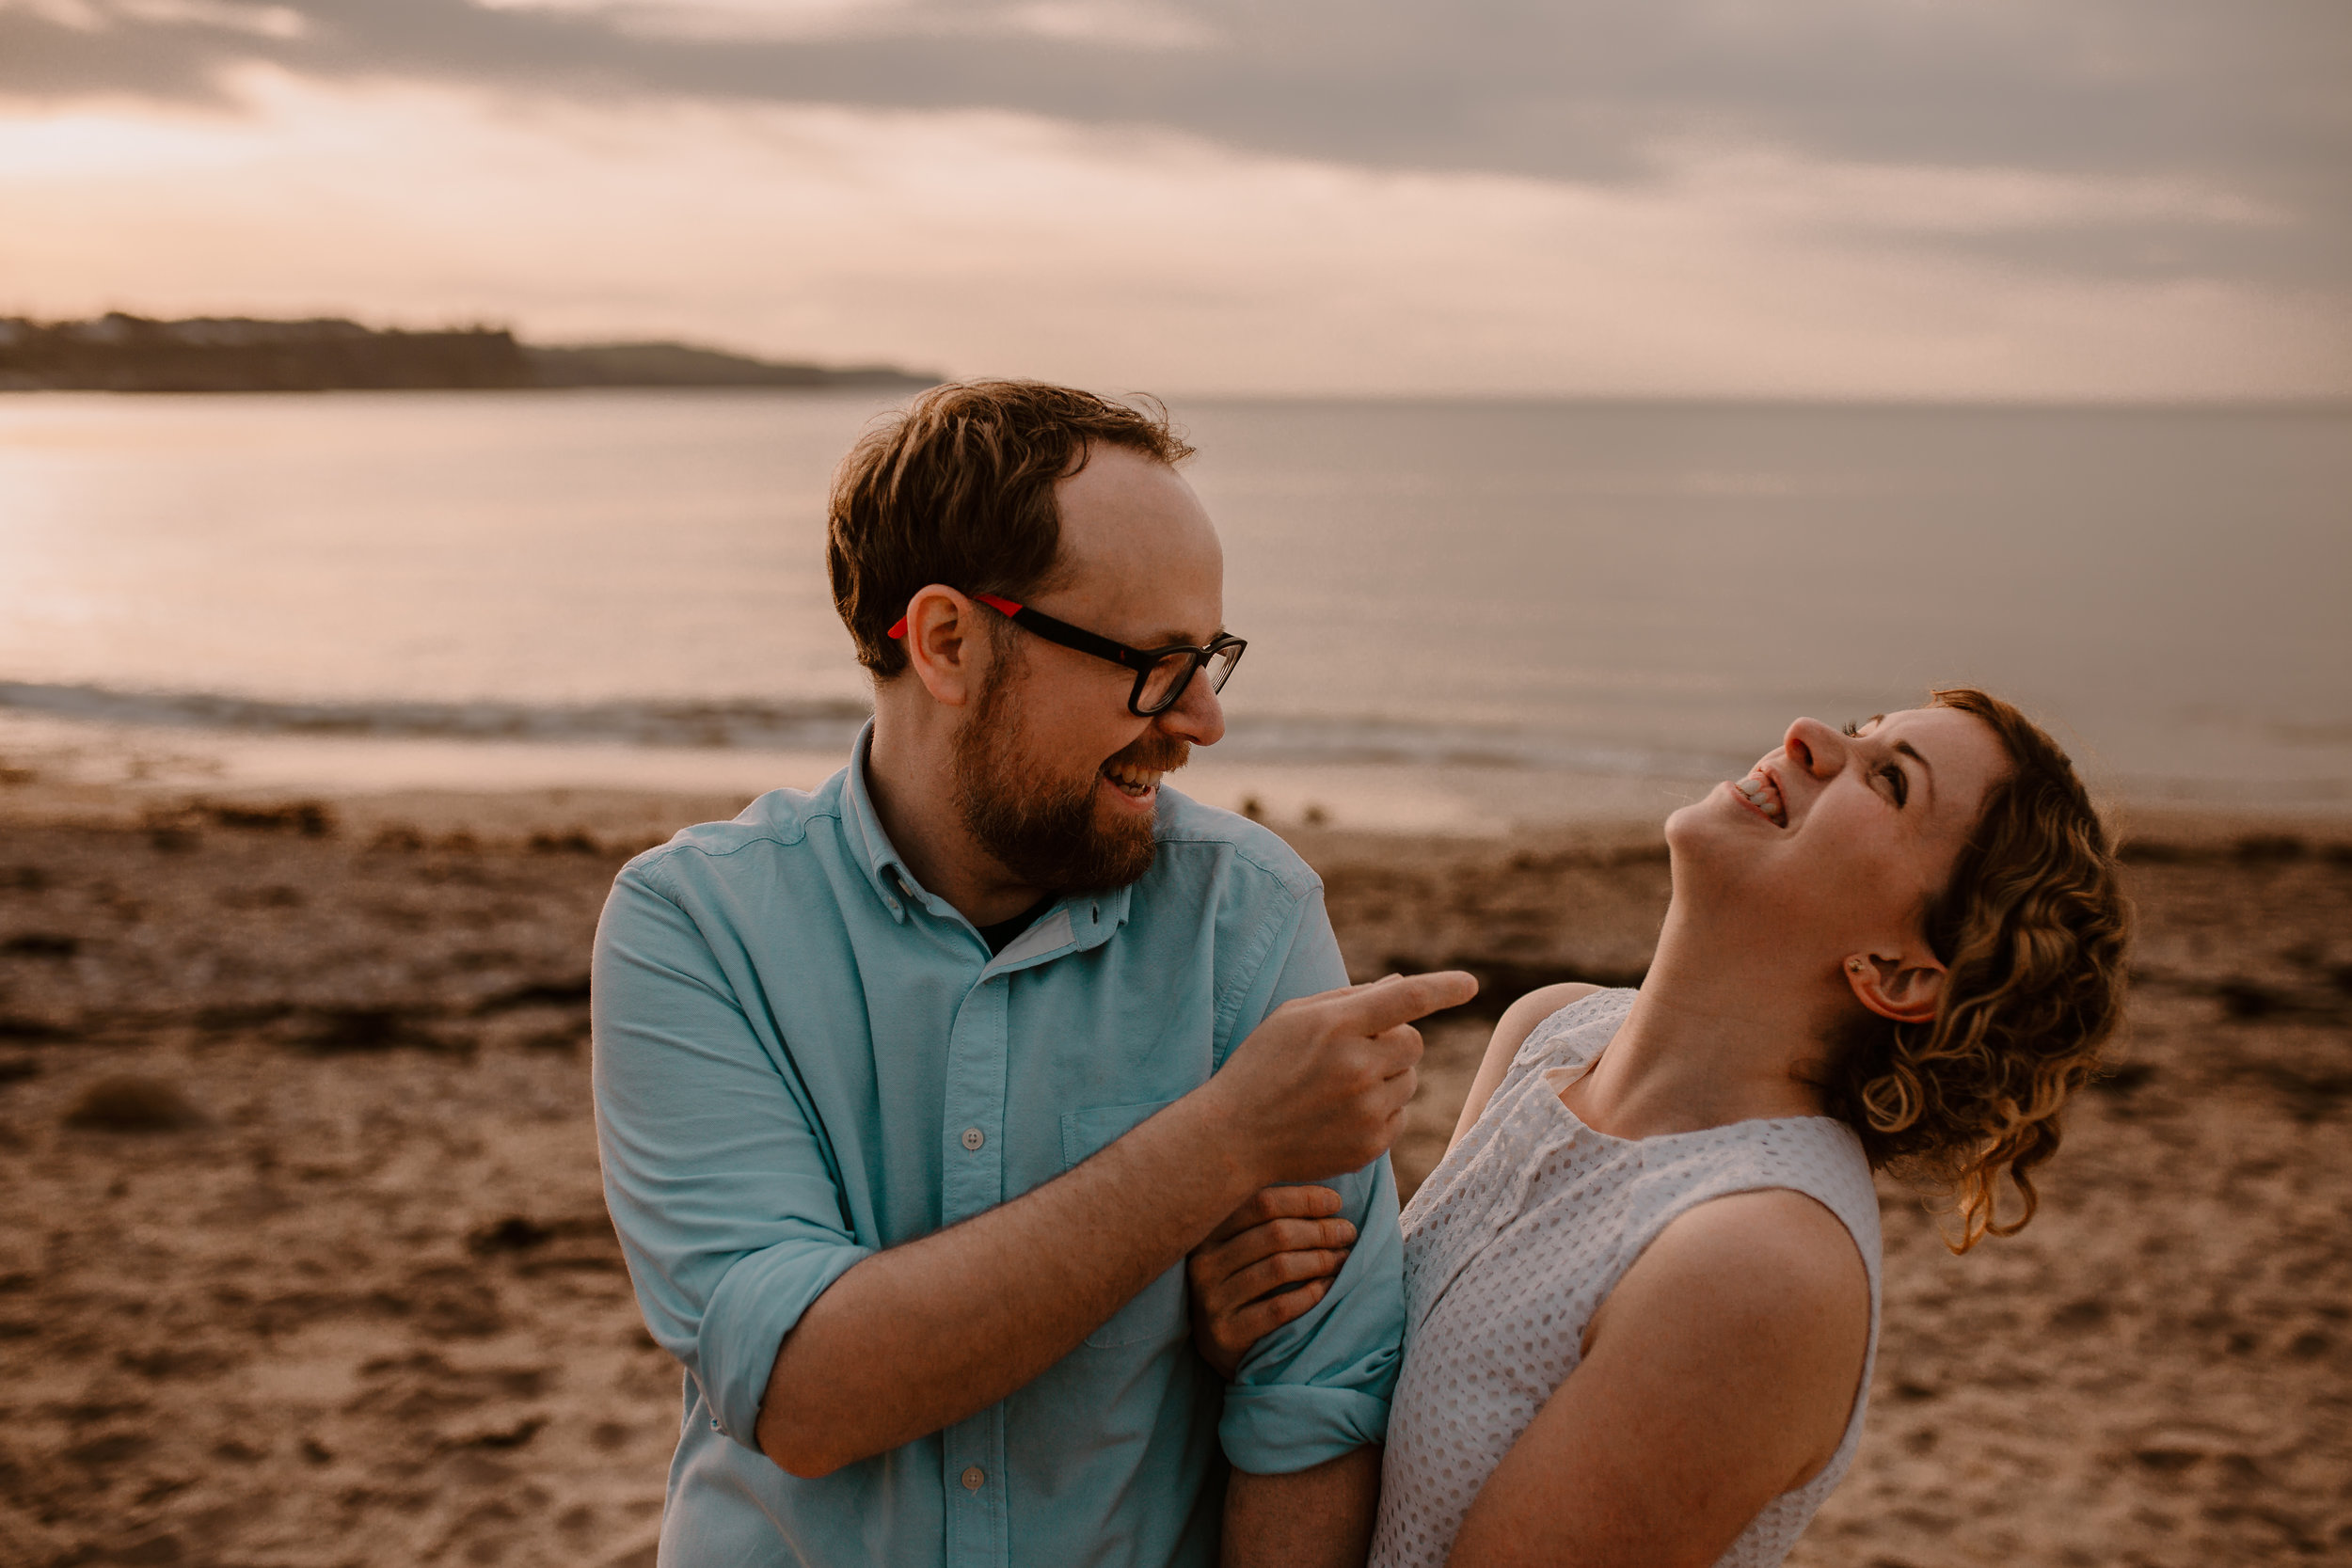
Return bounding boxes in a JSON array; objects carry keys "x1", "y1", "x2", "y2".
[
  {"x1": 1, "y1": 0, "x2": 2344, "y2": 289},
  {"x1": 0, "y1": 0, "x2": 2343, "y2": 395},
  {"x1": 3, "y1": 70, "x2": 2341, "y2": 400}
]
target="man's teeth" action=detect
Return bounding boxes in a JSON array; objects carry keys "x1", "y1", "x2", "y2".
[
  {"x1": 1735, "y1": 773, "x2": 1787, "y2": 826},
  {"x1": 1104, "y1": 767, "x2": 1161, "y2": 796}
]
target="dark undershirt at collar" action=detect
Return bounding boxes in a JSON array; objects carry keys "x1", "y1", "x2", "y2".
[{"x1": 976, "y1": 895, "x2": 1057, "y2": 956}]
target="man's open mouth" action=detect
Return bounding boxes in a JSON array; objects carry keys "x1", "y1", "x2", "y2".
[
  {"x1": 1103, "y1": 764, "x2": 1163, "y2": 800},
  {"x1": 1734, "y1": 766, "x2": 1788, "y2": 827}
]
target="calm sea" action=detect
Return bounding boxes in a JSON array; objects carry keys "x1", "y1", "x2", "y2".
[{"x1": 1, "y1": 390, "x2": 2346, "y2": 819}]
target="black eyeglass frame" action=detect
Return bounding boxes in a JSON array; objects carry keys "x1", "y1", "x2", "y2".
[{"x1": 889, "y1": 592, "x2": 1247, "y2": 717}]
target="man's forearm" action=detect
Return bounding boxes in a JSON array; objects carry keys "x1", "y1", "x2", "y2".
[
  {"x1": 755, "y1": 1087, "x2": 1260, "y2": 1476},
  {"x1": 1224, "y1": 1447, "x2": 1383, "y2": 1568}
]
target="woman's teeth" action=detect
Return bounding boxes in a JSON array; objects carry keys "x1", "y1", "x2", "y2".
[{"x1": 1735, "y1": 772, "x2": 1787, "y2": 827}]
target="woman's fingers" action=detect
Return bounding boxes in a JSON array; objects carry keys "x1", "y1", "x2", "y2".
[
  {"x1": 1216, "y1": 1247, "x2": 1352, "y2": 1313},
  {"x1": 1204, "y1": 1182, "x2": 1343, "y2": 1245},
  {"x1": 1195, "y1": 1280, "x2": 1330, "y2": 1382},
  {"x1": 1191, "y1": 1238, "x2": 1353, "y2": 1321},
  {"x1": 1196, "y1": 1215, "x2": 1357, "y2": 1288},
  {"x1": 1213, "y1": 1279, "x2": 1332, "y2": 1358},
  {"x1": 1189, "y1": 1185, "x2": 1356, "y2": 1373}
]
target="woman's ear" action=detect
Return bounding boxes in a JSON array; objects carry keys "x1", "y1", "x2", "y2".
[
  {"x1": 1842, "y1": 949, "x2": 1947, "y2": 1023},
  {"x1": 901, "y1": 585, "x2": 986, "y2": 707}
]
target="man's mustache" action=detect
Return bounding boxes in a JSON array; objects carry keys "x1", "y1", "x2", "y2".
[{"x1": 1109, "y1": 734, "x2": 1191, "y2": 774}]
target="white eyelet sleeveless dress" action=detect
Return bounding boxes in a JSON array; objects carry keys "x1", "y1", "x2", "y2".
[{"x1": 1369, "y1": 989, "x2": 1883, "y2": 1568}]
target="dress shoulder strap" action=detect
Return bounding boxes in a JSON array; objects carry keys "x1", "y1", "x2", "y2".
[{"x1": 1504, "y1": 986, "x2": 1633, "y2": 1086}]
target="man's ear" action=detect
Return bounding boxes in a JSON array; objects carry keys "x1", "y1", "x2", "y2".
[
  {"x1": 1841, "y1": 948, "x2": 1947, "y2": 1024},
  {"x1": 900, "y1": 585, "x2": 988, "y2": 707}
]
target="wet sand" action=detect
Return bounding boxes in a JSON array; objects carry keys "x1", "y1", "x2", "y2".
[{"x1": 0, "y1": 779, "x2": 2346, "y2": 1566}]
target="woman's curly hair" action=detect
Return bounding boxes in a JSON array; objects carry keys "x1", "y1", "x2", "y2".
[{"x1": 1818, "y1": 688, "x2": 2132, "y2": 1251}]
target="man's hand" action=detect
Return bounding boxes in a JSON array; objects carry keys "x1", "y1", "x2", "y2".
[
  {"x1": 1189, "y1": 1184, "x2": 1355, "y2": 1379},
  {"x1": 1206, "y1": 971, "x2": 1478, "y2": 1188}
]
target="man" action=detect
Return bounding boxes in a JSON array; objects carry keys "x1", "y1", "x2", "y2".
[{"x1": 592, "y1": 380, "x2": 1473, "y2": 1565}]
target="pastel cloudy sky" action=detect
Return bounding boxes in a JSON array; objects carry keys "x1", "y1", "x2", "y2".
[{"x1": 3, "y1": 0, "x2": 2346, "y2": 397}]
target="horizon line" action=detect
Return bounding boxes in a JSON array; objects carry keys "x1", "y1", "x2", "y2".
[{"x1": 7, "y1": 310, "x2": 2345, "y2": 412}]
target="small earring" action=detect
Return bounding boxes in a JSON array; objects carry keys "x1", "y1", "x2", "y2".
[{"x1": 1848, "y1": 958, "x2": 1866, "y2": 973}]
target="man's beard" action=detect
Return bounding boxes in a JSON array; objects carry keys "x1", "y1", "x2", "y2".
[{"x1": 952, "y1": 669, "x2": 1186, "y2": 895}]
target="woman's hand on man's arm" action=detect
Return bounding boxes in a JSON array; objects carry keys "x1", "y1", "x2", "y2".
[
  {"x1": 1188, "y1": 1183, "x2": 1356, "y2": 1379},
  {"x1": 1445, "y1": 1188, "x2": 1870, "y2": 1567}
]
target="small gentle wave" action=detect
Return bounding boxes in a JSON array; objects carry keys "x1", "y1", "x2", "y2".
[
  {"x1": 1204, "y1": 714, "x2": 1739, "y2": 777},
  {"x1": 0, "y1": 681, "x2": 876, "y2": 752},
  {"x1": 0, "y1": 680, "x2": 1740, "y2": 779}
]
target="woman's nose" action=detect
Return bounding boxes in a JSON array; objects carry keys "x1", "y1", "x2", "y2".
[{"x1": 1783, "y1": 717, "x2": 1847, "y2": 779}]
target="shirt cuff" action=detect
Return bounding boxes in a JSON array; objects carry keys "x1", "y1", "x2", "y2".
[
  {"x1": 696, "y1": 1235, "x2": 872, "y2": 1449},
  {"x1": 1219, "y1": 1384, "x2": 1391, "y2": 1475}
]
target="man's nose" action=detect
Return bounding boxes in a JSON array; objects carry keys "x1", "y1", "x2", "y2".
[
  {"x1": 1156, "y1": 669, "x2": 1226, "y2": 748},
  {"x1": 1783, "y1": 716, "x2": 1846, "y2": 779}
]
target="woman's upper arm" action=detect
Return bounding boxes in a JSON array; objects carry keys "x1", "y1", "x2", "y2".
[
  {"x1": 1444, "y1": 1189, "x2": 1871, "y2": 1568},
  {"x1": 1447, "y1": 982, "x2": 1599, "y2": 1150}
]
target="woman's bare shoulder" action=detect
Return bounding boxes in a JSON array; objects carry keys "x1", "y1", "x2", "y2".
[
  {"x1": 1497, "y1": 981, "x2": 1605, "y2": 1037},
  {"x1": 1505, "y1": 982, "x2": 1599, "y2": 1029}
]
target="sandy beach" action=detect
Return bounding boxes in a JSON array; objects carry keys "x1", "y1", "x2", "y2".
[{"x1": 1, "y1": 767, "x2": 2346, "y2": 1568}]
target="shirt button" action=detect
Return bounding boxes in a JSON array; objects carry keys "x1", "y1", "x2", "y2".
[
  {"x1": 961, "y1": 1127, "x2": 984, "y2": 1151},
  {"x1": 961, "y1": 1465, "x2": 985, "y2": 1491}
]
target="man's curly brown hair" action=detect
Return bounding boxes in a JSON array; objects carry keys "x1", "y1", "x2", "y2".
[{"x1": 1817, "y1": 688, "x2": 2132, "y2": 1251}]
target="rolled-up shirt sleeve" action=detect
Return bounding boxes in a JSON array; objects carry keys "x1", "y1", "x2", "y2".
[
  {"x1": 1212, "y1": 888, "x2": 1407, "y2": 1474},
  {"x1": 591, "y1": 855, "x2": 872, "y2": 1449}
]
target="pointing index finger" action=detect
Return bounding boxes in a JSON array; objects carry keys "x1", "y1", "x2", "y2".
[{"x1": 1335, "y1": 970, "x2": 1478, "y2": 1033}]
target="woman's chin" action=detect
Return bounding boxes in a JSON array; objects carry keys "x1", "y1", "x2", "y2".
[{"x1": 1661, "y1": 799, "x2": 1730, "y2": 863}]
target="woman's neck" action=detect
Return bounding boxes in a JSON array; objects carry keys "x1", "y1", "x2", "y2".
[{"x1": 1564, "y1": 906, "x2": 1834, "y2": 1140}]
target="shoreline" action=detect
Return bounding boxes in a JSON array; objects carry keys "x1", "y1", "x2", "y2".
[{"x1": 6, "y1": 708, "x2": 2347, "y2": 850}]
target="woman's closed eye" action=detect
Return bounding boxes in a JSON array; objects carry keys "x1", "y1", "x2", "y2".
[{"x1": 1842, "y1": 720, "x2": 1909, "y2": 806}]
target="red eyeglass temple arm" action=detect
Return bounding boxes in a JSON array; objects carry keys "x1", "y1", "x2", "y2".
[{"x1": 885, "y1": 594, "x2": 1025, "y2": 640}]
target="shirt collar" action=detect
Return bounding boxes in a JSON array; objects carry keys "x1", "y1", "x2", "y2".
[
  {"x1": 839, "y1": 721, "x2": 920, "y2": 924},
  {"x1": 838, "y1": 720, "x2": 1136, "y2": 951}
]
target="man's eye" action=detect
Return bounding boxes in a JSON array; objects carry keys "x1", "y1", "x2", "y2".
[
  {"x1": 1840, "y1": 721, "x2": 1860, "y2": 737},
  {"x1": 1881, "y1": 764, "x2": 1908, "y2": 808}
]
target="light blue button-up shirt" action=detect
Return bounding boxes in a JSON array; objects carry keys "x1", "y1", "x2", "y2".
[{"x1": 592, "y1": 726, "x2": 1405, "y2": 1566}]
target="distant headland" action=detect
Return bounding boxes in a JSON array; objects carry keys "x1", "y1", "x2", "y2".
[{"x1": 0, "y1": 313, "x2": 942, "y2": 393}]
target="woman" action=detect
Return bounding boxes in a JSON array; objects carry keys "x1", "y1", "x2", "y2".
[{"x1": 1192, "y1": 688, "x2": 2130, "y2": 1566}]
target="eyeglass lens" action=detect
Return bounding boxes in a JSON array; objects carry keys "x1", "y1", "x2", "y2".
[
  {"x1": 1137, "y1": 652, "x2": 1197, "y2": 713},
  {"x1": 1136, "y1": 643, "x2": 1243, "y2": 714}
]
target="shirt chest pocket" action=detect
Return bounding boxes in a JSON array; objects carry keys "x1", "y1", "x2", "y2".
[{"x1": 1060, "y1": 1099, "x2": 1186, "y2": 1351}]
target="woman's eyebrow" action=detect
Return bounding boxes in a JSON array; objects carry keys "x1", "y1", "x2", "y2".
[{"x1": 1892, "y1": 738, "x2": 1936, "y2": 806}]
